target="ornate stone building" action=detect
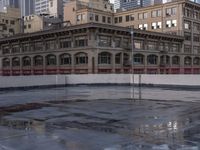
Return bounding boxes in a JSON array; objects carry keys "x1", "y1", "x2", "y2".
[{"x1": 0, "y1": 23, "x2": 193, "y2": 76}]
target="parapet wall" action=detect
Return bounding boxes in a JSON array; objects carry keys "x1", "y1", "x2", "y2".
[{"x1": 1, "y1": 74, "x2": 200, "y2": 89}]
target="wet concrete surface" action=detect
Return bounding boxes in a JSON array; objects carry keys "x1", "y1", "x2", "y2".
[{"x1": 0, "y1": 86, "x2": 199, "y2": 150}]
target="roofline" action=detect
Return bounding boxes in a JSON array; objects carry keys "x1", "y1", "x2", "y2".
[{"x1": 0, "y1": 22, "x2": 184, "y2": 44}]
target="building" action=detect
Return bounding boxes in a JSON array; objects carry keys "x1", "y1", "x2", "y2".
[
  {"x1": 64, "y1": 0, "x2": 114, "y2": 25},
  {"x1": 0, "y1": 0, "x2": 20, "y2": 12},
  {"x1": 35, "y1": 0, "x2": 63, "y2": 20},
  {"x1": 114, "y1": 0, "x2": 200, "y2": 62},
  {"x1": 0, "y1": 7, "x2": 21, "y2": 38},
  {"x1": 34, "y1": 0, "x2": 49, "y2": 15},
  {"x1": 114, "y1": 0, "x2": 163, "y2": 11},
  {"x1": 0, "y1": 23, "x2": 190, "y2": 76},
  {"x1": 23, "y1": 14, "x2": 61, "y2": 33},
  {"x1": 19, "y1": 0, "x2": 35, "y2": 16}
]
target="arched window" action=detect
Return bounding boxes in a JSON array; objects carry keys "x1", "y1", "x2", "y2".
[
  {"x1": 34, "y1": 55, "x2": 43, "y2": 66},
  {"x1": 98, "y1": 52, "x2": 111, "y2": 64},
  {"x1": 46, "y1": 55, "x2": 56, "y2": 66},
  {"x1": 115, "y1": 53, "x2": 121, "y2": 64},
  {"x1": 12, "y1": 57, "x2": 20, "y2": 67},
  {"x1": 75, "y1": 53, "x2": 88, "y2": 65},
  {"x1": 193, "y1": 57, "x2": 200, "y2": 65},
  {"x1": 2, "y1": 58, "x2": 10, "y2": 67},
  {"x1": 22, "y1": 56, "x2": 31, "y2": 66},
  {"x1": 60, "y1": 53, "x2": 71, "y2": 65},
  {"x1": 184, "y1": 56, "x2": 192, "y2": 66},
  {"x1": 172, "y1": 56, "x2": 180, "y2": 65},
  {"x1": 133, "y1": 54, "x2": 144, "y2": 65},
  {"x1": 147, "y1": 55, "x2": 158, "y2": 65},
  {"x1": 160, "y1": 55, "x2": 170, "y2": 65}
]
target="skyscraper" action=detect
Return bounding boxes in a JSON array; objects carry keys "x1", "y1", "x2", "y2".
[
  {"x1": 20, "y1": 0, "x2": 34, "y2": 16},
  {"x1": 34, "y1": 0, "x2": 49, "y2": 15}
]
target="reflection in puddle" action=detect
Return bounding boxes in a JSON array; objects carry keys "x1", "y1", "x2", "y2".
[{"x1": 0, "y1": 86, "x2": 199, "y2": 150}]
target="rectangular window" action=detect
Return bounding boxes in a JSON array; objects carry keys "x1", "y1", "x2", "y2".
[
  {"x1": 60, "y1": 38, "x2": 71, "y2": 48},
  {"x1": 119, "y1": 16, "x2": 122, "y2": 23},
  {"x1": 99, "y1": 35, "x2": 111, "y2": 47},
  {"x1": 95, "y1": 15, "x2": 99, "y2": 22},
  {"x1": 46, "y1": 40, "x2": 55, "y2": 50},
  {"x1": 75, "y1": 36, "x2": 88, "y2": 47},
  {"x1": 134, "y1": 40, "x2": 143, "y2": 49},
  {"x1": 107, "y1": 17, "x2": 111, "y2": 23},
  {"x1": 152, "y1": 22, "x2": 157, "y2": 29},
  {"x1": 138, "y1": 13, "x2": 143, "y2": 20},
  {"x1": 102, "y1": 16, "x2": 106, "y2": 23},
  {"x1": 143, "y1": 12, "x2": 148, "y2": 19}
]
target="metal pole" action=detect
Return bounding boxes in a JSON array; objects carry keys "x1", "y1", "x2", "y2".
[{"x1": 131, "y1": 28, "x2": 134, "y2": 100}]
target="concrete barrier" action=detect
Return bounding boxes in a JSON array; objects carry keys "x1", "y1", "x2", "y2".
[{"x1": 0, "y1": 74, "x2": 200, "y2": 89}]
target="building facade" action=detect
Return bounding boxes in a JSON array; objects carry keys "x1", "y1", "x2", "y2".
[
  {"x1": 114, "y1": 0, "x2": 200, "y2": 62},
  {"x1": 23, "y1": 14, "x2": 62, "y2": 33},
  {"x1": 19, "y1": 0, "x2": 35, "y2": 16},
  {"x1": 1, "y1": 23, "x2": 196, "y2": 76},
  {"x1": 0, "y1": 7, "x2": 21, "y2": 38},
  {"x1": 64, "y1": 0, "x2": 114, "y2": 25}
]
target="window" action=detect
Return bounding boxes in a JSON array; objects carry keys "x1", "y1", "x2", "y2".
[
  {"x1": 89, "y1": 13, "x2": 93, "y2": 21},
  {"x1": 166, "y1": 20, "x2": 171, "y2": 28},
  {"x1": 133, "y1": 54, "x2": 144, "y2": 65},
  {"x1": 184, "y1": 32, "x2": 191, "y2": 41},
  {"x1": 115, "y1": 53, "x2": 121, "y2": 64},
  {"x1": 152, "y1": 22, "x2": 157, "y2": 29},
  {"x1": 172, "y1": 56, "x2": 180, "y2": 65},
  {"x1": 75, "y1": 36, "x2": 88, "y2": 47},
  {"x1": 147, "y1": 55, "x2": 158, "y2": 65},
  {"x1": 95, "y1": 15, "x2": 99, "y2": 22},
  {"x1": 138, "y1": 13, "x2": 143, "y2": 20},
  {"x1": 98, "y1": 52, "x2": 111, "y2": 64},
  {"x1": 12, "y1": 57, "x2": 20, "y2": 67},
  {"x1": 75, "y1": 53, "x2": 88, "y2": 64},
  {"x1": 172, "y1": 20, "x2": 177, "y2": 27},
  {"x1": 184, "y1": 21, "x2": 191, "y2": 30},
  {"x1": 139, "y1": 24, "x2": 143, "y2": 30},
  {"x1": 143, "y1": 13, "x2": 148, "y2": 19},
  {"x1": 157, "y1": 22, "x2": 162, "y2": 29},
  {"x1": 107, "y1": 17, "x2": 111, "y2": 23},
  {"x1": 194, "y1": 46, "x2": 200, "y2": 54},
  {"x1": 46, "y1": 55, "x2": 56, "y2": 66},
  {"x1": 114, "y1": 17, "x2": 118, "y2": 23},
  {"x1": 134, "y1": 40, "x2": 143, "y2": 49},
  {"x1": 12, "y1": 45, "x2": 20, "y2": 53},
  {"x1": 60, "y1": 54, "x2": 71, "y2": 65},
  {"x1": 2, "y1": 58, "x2": 10, "y2": 67},
  {"x1": 157, "y1": 10, "x2": 161, "y2": 17},
  {"x1": 46, "y1": 40, "x2": 55, "y2": 50},
  {"x1": 126, "y1": 15, "x2": 130, "y2": 22},
  {"x1": 60, "y1": 38, "x2": 71, "y2": 48},
  {"x1": 171, "y1": 7, "x2": 176, "y2": 15},
  {"x1": 115, "y1": 37, "x2": 121, "y2": 47},
  {"x1": 171, "y1": 44, "x2": 179, "y2": 52},
  {"x1": 148, "y1": 41, "x2": 157, "y2": 50},
  {"x1": 102, "y1": 16, "x2": 106, "y2": 23},
  {"x1": 99, "y1": 35, "x2": 111, "y2": 47},
  {"x1": 34, "y1": 41, "x2": 43, "y2": 51},
  {"x1": 22, "y1": 57, "x2": 31, "y2": 66},
  {"x1": 119, "y1": 16, "x2": 122, "y2": 23},
  {"x1": 22, "y1": 43, "x2": 29, "y2": 52},
  {"x1": 10, "y1": 20, "x2": 15, "y2": 25},
  {"x1": 34, "y1": 56, "x2": 43, "y2": 66},
  {"x1": 143, "y1": 24, "x2": 148, "y2": 30},
  {"x1": 152, "y1": 11, "x2": 157, "y2": 18},
  {"x1": 2, "y1": 46, "x2": 10, "y2": 54},
  {"x1": 184, "y1": 45, "x2": 191, "y2": 53}
]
